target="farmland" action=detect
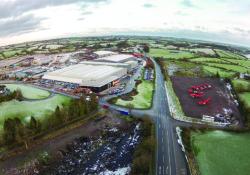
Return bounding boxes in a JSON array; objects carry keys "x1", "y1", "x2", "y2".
[
  {"x1": 191, "y1": 130, "x2": 250, "y2": 175},
  {"x1": 149, "y1": 48, "x2": 196, "y2": 59},
  {"x1": 5, "y1": 84, "x2": 50, "y2": 100}
]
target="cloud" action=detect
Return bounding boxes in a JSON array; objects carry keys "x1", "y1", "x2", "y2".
[
  {"x1": 0, "y1": 14, "x2": 46, "y2": 37},
  {"x1": 181, "y1": 0, "x2": 195, "y2": 7},
  {"x1": 0, "y1": 0, "x2": 108, "y2": 19},
  {"x1": 143, "y1": 3, "x2": 154, "y2": 8}
]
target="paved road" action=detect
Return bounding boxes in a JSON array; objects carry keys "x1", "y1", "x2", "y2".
[
  {"x1": 150, "y1": 58, "x2": 188, "y2": 175},
  {"x1": 100, "y1": 58, "x2": 189, "y2": 175}
]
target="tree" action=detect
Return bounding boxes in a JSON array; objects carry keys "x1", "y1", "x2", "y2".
[
  {"x1": 3, "y1": 118, "x2": 28, "y2": 147},
  {"x1": 29, "y1": 116, "x2": 41, "y2": 134},
  {"x1": 216, "y1": 71, "x2": 220, "y2": 78},
  {"x1": 54, "y1": 106, "x2": 63, "y2": 125},
  {"x1": 116, "y1": 41, "x2": 130, "y2": 49},
  {"x1": 143, "y1": 44, "x2": 150, "y2": 53},
  {"x1": 3, "y1": 118, "x2": 16, "y2": 145},
  {"x1": 126, "y1": 103, "x2": 134, "y2": 114}
]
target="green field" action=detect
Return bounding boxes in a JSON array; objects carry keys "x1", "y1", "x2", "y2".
[
  {"x1": 0, "y1": 95, "x2": 70, "y2": 131},
  {"x1": 202, "y1": 66, "x2": 235, "y2": 78},
  {"x1": 116, "y1": 80, "x2": 154, "y2": 109},
  {"x1": 5, "y1": 84, "x2": 50, "y2": 99},
  {"x1": 222, "y1": 58, "x2": 250, "y2": 68},
  {"x1": 215, "y1": 49, "x2": 247, "y2": 60},
  {"x1": 191, "y1": 130, "x2": 250, "y2": 175},
  {"x1": 190, "y1": 57, "x2": 229, "y2": 64},
  {"x1": 149, "y1": 48, "x2": 195, "y2": 59},
  {"x1": 206, "y1": 63, "x2": 248, "y2": 73},
  {"x1": 239, "y1": 92, "x2": 250, "y2": 108},
  {"x1": 232, "y1": 79, "x2": 250, "y2": 92}
]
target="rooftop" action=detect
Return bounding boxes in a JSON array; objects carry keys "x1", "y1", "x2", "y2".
[
  {"x1": 94, "y1": 51, "x2": 116, "y2": 57},
  {"x1": 43, "y1": 63, "x2": 127, "y2": 87},
  {"x1": 96, "y1": 54, "x2": 134, "y2": 63}
]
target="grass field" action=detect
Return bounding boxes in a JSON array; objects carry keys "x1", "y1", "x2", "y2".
[
  {"x1": 206, "y1": 63, "x2": 248, "y2": 73},
  {"x1": 232, "y1": 79, "x2": 250, "y2": 92},
  {"x1": 149, "y1": 48, "x2": 195, "y2": 59},
  {"x1": 116, "y1": 80, "x2": 154, "y2": 109},
  {"x1": 202, "y1": 66, "x2": 235, "y2": 78},
  {"x1": 215, "y1": 49, "x2": 247, "y2": 60},
  {"x1": 5, "y1": 84, "x2": 50, "y2": 99},
  {"x1": 0, "y1": 95, "x2": 70, "y2": 131},
  {"x1": 239, "y1": 92, "x2": 250, "y2": 108},
  {"x1": 191, "y1": 130, "x2": 250, "y2": 175},
  {"x1": 190, "y1": 57, "x2": 229, "y2": 64},
  {"x1": 222, "y1": 58, "x2": 250, "y2": 68}
]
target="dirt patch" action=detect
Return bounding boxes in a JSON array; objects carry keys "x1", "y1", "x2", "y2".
[{"x1": 171, "y1": 76, "x2": 242, "y2": 123}]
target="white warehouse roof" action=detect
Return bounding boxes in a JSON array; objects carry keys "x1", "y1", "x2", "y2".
[
  {"x1": 94, "y1": 51, "x2": 116, "y2": 57},
  {"x1": 43, "y1": 63, "x2": 127, "y2": 87},
  {"x1": 96, "y1": 54, "x2": 135, "y2": 63}
]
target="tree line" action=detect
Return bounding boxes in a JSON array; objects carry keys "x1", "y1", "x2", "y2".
[
  {"x1": 0, "y1": 88, "x2": 23, "y2": 103},
  {"x1": 2, "y1": 93, "x2": 98, "y2": 148}
]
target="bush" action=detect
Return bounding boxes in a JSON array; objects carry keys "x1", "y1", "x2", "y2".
[{"x1": 131, "y1": 117, "x2": 155, "y2": 175}]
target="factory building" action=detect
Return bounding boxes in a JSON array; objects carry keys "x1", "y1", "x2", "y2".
[
  {"x1": 43, "y1": 62, "x2": 127, "y2": 92},
  {"x1": 42, "y1": 53, "x2": 139, "y2": 92}
]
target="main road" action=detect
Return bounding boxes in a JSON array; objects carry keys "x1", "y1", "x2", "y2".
[
  {"x1": 149, "y1": 58, "x2": 188, "y2": 175},
  {"x1": 100, "y1": 57, "x2": 189, "y2": 175}
]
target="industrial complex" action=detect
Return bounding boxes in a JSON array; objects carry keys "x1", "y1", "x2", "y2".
[{"x1": 42, "y1": 53, "x2": 140, "y2": 92}]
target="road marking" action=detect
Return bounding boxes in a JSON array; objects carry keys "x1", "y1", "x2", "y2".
[
  {"x1": 159, "y1": 123, "x2": 161, "y2": 129},
  {"x1": 162, "y1": 137, "x2": 164, "y2": 143},
  {"x1": 163, "y1": 156, "x2": 165, "y2": 163},
  {"x1": 159, "y1": 166, "x2": 162, "y2": 175}
]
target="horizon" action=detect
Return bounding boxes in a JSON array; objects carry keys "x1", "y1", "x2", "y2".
[{"x1": 0, "y1": 0, "x2": 250, "y2": 47}]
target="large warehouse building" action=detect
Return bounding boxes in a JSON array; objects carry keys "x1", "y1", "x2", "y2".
[
  {"x1": 42, "y1": 53, "x2": 139, "y2": 92},
  {"x1": 43, "y1": 62, "x2": 127, "y2": 92}
]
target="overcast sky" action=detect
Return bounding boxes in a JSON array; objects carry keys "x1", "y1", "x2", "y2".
[{"x1": 0, "y1": 0, "x2": 250, "y2": 47}]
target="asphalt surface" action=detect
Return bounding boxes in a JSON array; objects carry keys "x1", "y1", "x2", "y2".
[
  {"x1": 100, "y1": 58, "x2": 189, "y2": 175},
  {"x1": 149, "y1": 58, "x2": 188, "y2": 175}
]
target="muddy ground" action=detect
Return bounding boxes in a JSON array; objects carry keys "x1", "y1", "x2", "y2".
[{"x1": 171, "y1": 77, "x2": 242, "y2": 123}]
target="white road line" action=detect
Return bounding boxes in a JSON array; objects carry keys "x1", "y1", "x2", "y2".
[
  {"x1": 170, "y1": 128, "x2": 178, "y2": 175},
  {"x1": 167, "y1": 128, "x2": 172, "y2": 175}
]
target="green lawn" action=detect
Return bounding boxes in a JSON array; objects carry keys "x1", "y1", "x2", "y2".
[
  {"x1": 0, "y1": 95, "x2": 70, "y2": 131},
  {"x1": 5, "y1": 84, "x2": 50, "y2": 100},
  {"x1": 239, "y1": 92, "x2": 250, "y2": 108},
  {"x1": 116, "y1": 80, "x2": 154, "y2": 109},
  {"x1": 191, "y1": 130, "x2": 250, "y2": 175},
  {"x1": 149, "y1": 48, "x2": 195, "y2": 59}
]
